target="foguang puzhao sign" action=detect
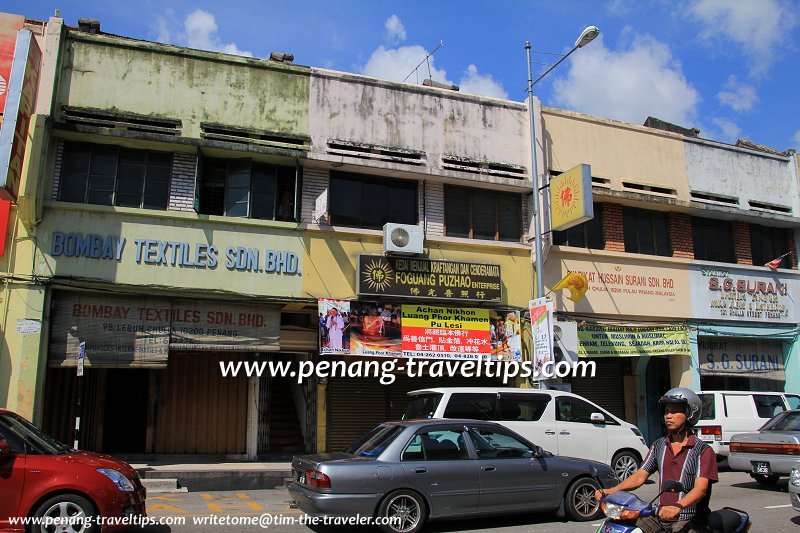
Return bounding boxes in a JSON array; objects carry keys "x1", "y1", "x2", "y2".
[{"x1": 357, "y1": 255, "x2": 502, "y2": 302}]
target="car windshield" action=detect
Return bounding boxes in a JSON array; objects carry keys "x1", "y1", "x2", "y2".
[
  {"x1": 403, "y1": 393, "x2": 443, "y2": 420},
  {"x1": 0, "y1": 412, "x2": 71, "y2": 455},
  {"x1": 344, "y1": 424, "x2": 404, "y2": 457},
  {"x1": 762, "y1": 411, "x2": 800, "y2": 432}
]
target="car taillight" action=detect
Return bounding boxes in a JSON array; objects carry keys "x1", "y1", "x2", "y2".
[
  {"x1": 699, "y1": 425, "x2": 722, "y2": 441},
  {"x1": 730, "y1": 442, "x2": 800, "y2": 455},
  {"x1": 307, "y1": 469, "x2": 331, "y2": 489}
]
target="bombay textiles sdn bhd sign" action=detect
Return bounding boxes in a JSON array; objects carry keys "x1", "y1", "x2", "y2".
[
  {"x1": 48, "y1": 292, "x2": 280, "y2": 368},
  {"x1": 689, "y1": 265, "x2": 800, "y2": 323},
  {"x1": 34, "y1": 210, "x2": 304, "y2": 298},
  {"x1": 357, "y1": 255, "x2": 502, "y2": 302}
]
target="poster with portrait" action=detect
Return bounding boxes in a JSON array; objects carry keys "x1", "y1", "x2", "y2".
[
  {"x1": 489, "y1": 309, "x2": 522, "y2": 361},
  {"x1": 349, "y1": 301, "x2": 403, "y2": 356},
  {"x1": 318, "y1": 299, "x2": 351, "y2": 354}
]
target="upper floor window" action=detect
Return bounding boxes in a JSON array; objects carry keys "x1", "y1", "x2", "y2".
[
  {"x1": 444, "y1": 185, "x2": 522, "y2": 242},
  {"x1": 198, "y1": 158, "x2": 296, "y2": 221},
  {"x1": 552, "y1": 203, "x2": 604, "y2": 249},
  {"x1": 622, "y1": 206, "x2": 671, "y2": 257},
  {"x1": 692, "y1": 216, "x2": 734, "y2": 263},
  {"x1": 750, "y1": 223, "x2": 794, "y2": 268},
  {"x1": 60, "y1": 142, "x2": 171, "y2": 209},
  {"x1": 329, "y1": 171, "x2": 417, "y2": 230}
]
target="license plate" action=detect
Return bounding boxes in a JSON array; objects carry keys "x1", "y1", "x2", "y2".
[
  {"x1": 298, "y1": 472, "x2": 306, "y2": 484},
  {"x1": 754, "y1": 461, "x2": 770, "y2": 475},
  {"x1": 699, "y1": 434, "x2": 714, "y2": 442}
]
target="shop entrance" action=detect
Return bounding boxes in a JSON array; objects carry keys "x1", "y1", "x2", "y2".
[
  {"x1": 102, "y1": 369, "x2": 149, "y2": 453},
  {"x1": 643, "y1": 356, "x2": 671, "y2": 444}
]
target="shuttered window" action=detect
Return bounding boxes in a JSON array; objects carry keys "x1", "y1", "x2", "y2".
[{"x1": 444, "y1": 185, "x2": 522, "y2": 242}]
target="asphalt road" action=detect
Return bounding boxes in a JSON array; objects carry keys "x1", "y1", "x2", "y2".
[{"x1": 135, "y1": 469, "x2": 797, "y2": 533}]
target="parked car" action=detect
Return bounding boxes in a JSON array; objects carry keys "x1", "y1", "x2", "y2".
[
  {"x1": 728, "y1": 409, "x2": 800, "y2": 485},
  {"x1": 289, "y1": 419, "x2": 618, "y2": 533},
  {"x1": 791, "y1": 461, "x2": 800, "y2": 511},
  {"x1": 0, "y1": 409, "x2": 147, "y2": 532},
  {"x1": 694, "y1": 390, "x2": 800, "y2": 459},
  {"x1": 403, "y1": 387, "x2": 648, "y2": 480}
]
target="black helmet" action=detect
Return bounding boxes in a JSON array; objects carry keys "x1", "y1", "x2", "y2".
[{"x1": 659, "y1": 387, "x2": 702, "y2": 427}]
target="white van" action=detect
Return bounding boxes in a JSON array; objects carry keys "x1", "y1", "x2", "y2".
[
  {"x1": 694, "y1": 390, "x2": 800, "y2": 458},
  {"x1": 404, "y1": 387, "x2": 649, "y2": 480}
]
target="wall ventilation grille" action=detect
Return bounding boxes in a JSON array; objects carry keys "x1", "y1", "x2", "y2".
[
  {"x1": 441, "y1": 155, "x2": 526, "y2": 180},
  {"x1": 326, "y1": 139, "x2": 425, "y2": 166},
  {"x1": 748, "y1": 200, "x2": 792, "y2": 214},
  {"x1": 62, "y1": 106, "x2": 181, "y2": 136},
  {"x1": 622, "y1": 181, "x2": 677, "y2": 196},
  {"x1": 201, "y1": 123, "x2": 310, "y2": 150},
  {"x1": 690, "y1": 191, "x2": 739, "y2": 206}
]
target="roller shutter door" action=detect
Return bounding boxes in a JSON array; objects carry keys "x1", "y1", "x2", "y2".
[{"x1": 567, "y1": 358, "x2": 625, "y2": 420}]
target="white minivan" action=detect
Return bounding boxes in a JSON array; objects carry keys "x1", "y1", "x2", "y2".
[
  {"x1": 404, "y1": 387, "x2": 649, "y2": 480},
  {"x1": 694, "y1": 390, "x2": 800, "y2": 458}
]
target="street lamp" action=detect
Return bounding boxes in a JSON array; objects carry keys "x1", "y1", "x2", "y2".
[{"x1": 526, "y1": 26, "x2": 599, "y2": 298}]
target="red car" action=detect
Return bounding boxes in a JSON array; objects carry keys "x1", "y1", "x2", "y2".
[{"x1": 0, "y1": 409, "x2": 146, "y2": 532}]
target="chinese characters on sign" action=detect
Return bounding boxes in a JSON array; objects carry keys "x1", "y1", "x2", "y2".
[
  {"x1": 357, "y1": 255, "x2": 502, "y2": 302},
  {"x1": 317, "y1": 299, "x2": 520, "y2": 361}
]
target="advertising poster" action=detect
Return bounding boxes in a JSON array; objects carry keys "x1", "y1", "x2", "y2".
[
  {"x1": 402, "y1": 305, "x2": 491, "y2": 359},
  {"x1": 318, "y1": 299, "x2": 351, "y2": 354},
  {"x1": 349, "y1": 301, "x2": 403, "y2": 356},
  {"x1": 578, "y1": 324, "x2": 691, "y2": 357},
  {"x1": 490, "y1": 309, "x2": 522, "y2": 361},
  {"x1": 529, "y1": 298, "x2": 554, "y2": 377}
]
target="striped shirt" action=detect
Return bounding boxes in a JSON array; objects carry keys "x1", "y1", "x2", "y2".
[{"x1": 641, "y1": 435, "x2": 718, "y2": 522}]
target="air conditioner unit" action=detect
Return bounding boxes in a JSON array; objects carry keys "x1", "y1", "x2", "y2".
[
  {"x1": 383, "y1": 223, "x2": 424, "y2": 255},
  {"x1": 552, "y1": 320, "x2": 578, "y2": 364}
]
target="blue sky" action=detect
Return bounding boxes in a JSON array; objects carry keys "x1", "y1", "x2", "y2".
[{"x1": 17, "y1": 0, "x2": 800, "y2": 151}]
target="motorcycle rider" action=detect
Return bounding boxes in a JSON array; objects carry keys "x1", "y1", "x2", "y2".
[{"x1": 594, "y1": 387, "x2": 718, "y2": 533}]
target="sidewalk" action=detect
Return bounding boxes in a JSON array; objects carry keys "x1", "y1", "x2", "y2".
[{"x1": 131, "y1": 460, "x2": 294, "y2": 492}]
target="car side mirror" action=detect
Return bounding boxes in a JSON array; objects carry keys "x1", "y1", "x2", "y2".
[
  {"x1": 663, "y1": 480, "x2": 685, "y2": 493},
  {"x1": 0, "y1": 441, "x2": 14, "y2": 460},
  {"x1": 533, "y1": 445, "x2": 544, "y2": 458},
  {"x1": 590, "y1": 412, "x2": 605, "y2": 423}
]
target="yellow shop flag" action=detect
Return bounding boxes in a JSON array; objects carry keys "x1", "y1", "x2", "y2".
[{"x1": 552, "y1": 272, "x2": 589, "y2": 302}]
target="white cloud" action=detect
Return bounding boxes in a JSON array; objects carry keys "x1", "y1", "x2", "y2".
[
  {"x1": 362, "y1": 45, "x2": 451, "y2": 84},
  {"x1": 794, "y1": 130, "x2": 800, "y2": 148},
  {"x1": 384, "y1": 15, "x2": 406, "y2": 45},
  {"x1": 711, "y1": 117, "x2": 742, "y2": 143},
  {"x1": 183, "y1": 10, "x2": 252, "y2": 57},
  {"x1": 688, "y1": 0, "x2": 797, "y2": 76},
  {"x1": 552, "y1": 34, "x2": 700, "y2": 127},
  {"x1": 155, "y1": 9, "x2": 252, "y2": 57},
  {"x1": 717, "y1": 75, "x2": 758, "y2": 112},
  {"x1": 459, "y1": 65, "x2": 508, "y2": 99}
]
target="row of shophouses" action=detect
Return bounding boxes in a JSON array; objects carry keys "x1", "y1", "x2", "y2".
[{"x1": 1, "y1": 13, "x2": 799, "y2": 458}]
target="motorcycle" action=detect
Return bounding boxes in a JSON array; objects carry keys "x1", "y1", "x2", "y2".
[{"x1": 595, "y1": 480, "x2": 751, "y2": 533}]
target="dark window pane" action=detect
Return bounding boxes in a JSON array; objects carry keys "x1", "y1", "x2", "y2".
[
  {"x1": 200, "y1": 158, "x2": 226, "y2": 215},
  {"x1": 637, "y1": 214, "x2": 654, "y2": 255},
  {"x1": 225, "y1": 160, "x2": 251, "y2": 217},
  {"x1": 87, "y1": 145, "x2": 117, "y2": 206},
  {"x1": 498, "y1": 193, "x2": 521, "y2": 242},
  {"x1": 276, "y1": 167, "x2": 296, "y2": 221},
  {"x1": 472, "y1": 194, "x2": 496, "y2": 240},
  {"x1": 586, "y1": 204, "x2": 604, "y2": 249},
  {"x1": 653, "y1": 212, "x2": 671, "y2": 256},
  {"x1": 445, "y1": 186, "x2": 470, "y2": 238},
  {"x1": 623, "y1": 207, "x2": 638, "y2": 253},
  {"x1": 251, "y1": 164, "x2": 277, "y2": 220},
  {"x1": 330, "y1": 176, "x2": 362, "y2": 227},
  {"x1": 363, "y1": 181, "x2": 389, "y2": 229},
  {"x1": 389, "y1": 184, "x2": 417, "y2": 226},
  {"x1": 116, "y1": 153, "x2": 145, "y2": 208}
]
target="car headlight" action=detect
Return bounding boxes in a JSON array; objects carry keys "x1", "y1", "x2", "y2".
[
  {"x1": 97, "y1": 468, "x2": 135, "y2": 492},
  {"x1": 791, "y1": 468, "x2": 800, "y2": 487}
]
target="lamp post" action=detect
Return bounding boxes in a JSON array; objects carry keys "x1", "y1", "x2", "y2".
[{"x1": 526, "y1": 26, "x2": 599, "y2": 298}]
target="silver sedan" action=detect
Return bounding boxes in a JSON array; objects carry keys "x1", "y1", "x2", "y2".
[
  {"x1": 729, "y1": 409, "x2": 800, "y2": 485},
  {"x1": 289, "y1": 419, "x2": 618, "y2": 533}
]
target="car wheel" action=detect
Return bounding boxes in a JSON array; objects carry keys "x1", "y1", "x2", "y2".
[
  {"x1": 377, "y1": 489, "x2": 427, "y2": 533},
  {"x1": 564, "y1": 477, "x2": 602, "y2": 521},
  {"x1": 30, "y1": 494, "x2": 97, "y2": 533},
  {"x1": 751, "y1": 473, "x2": 780, "y2": 485},
  {"x1": 611, "y1": 451, "x2": 640, "y2": 481}
]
